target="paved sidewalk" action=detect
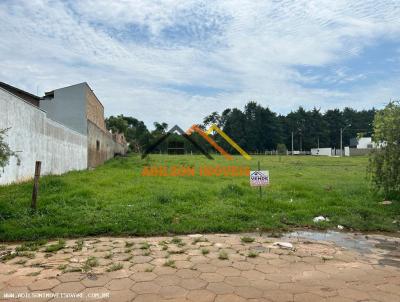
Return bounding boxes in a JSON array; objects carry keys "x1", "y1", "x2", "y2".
[{"x1": 0, "y1": 232, "x2": 399, "y2": 301}]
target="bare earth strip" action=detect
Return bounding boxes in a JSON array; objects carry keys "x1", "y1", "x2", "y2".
[{"x1": 0, "y1": 232, "x2": 399, "y2": 302}]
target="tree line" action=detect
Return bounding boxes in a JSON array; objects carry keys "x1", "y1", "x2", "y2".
[{"x1": 106, "y1": 102, "x2": 375, "y2": 154}]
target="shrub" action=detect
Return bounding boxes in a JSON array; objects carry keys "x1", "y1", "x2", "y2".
[
  {"x1": 248, "y1": 251, "x2": 259, "y2": 258},
  {"x1": 44, "y1": 239, "x2": 66, "y2": 253},
  {"x1": 369, "y1": 102, "x2": 400, "y2": 199},
  {"x1": 83, "y1": 256, "x2": 99, "y2": 272},
  {"x1": 218, "y1": 250, "x2": 229, "y2": 260},
  {"x1": 107, "y1": 263, "x2": 123, "y2": 272},
  {"x1": 201, "y1": 248, "x2": 209, "y2": 255},
  {"x1": 241, "y1": 236, "x2": 255, "y2": 243},
  {"x1": 163, "y1": 259, "x2": 176, "y2": 268}
]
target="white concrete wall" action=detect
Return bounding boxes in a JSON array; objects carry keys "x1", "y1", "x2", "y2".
[
  {"x1": 0, "y1": 88, "x2": 87, "y2": 185},
  {"x1": 345, "y1": 147, "x2": 373, "y2": 156},
  {"x1": 311, "y1": 148, "x2": 332, "y2": 156}
]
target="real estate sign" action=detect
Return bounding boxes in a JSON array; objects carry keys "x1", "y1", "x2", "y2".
[{"x1": 250, "y1": 170, "x2": 269, "y2": 187}]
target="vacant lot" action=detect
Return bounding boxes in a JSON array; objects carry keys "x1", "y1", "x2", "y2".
[{"x1": 0, "y1": 155, "x2": 399, "y2": 241}]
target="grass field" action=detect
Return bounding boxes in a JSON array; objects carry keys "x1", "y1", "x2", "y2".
[{"x1": 0, "y1": 154, "x2": 399, "y2": 241}]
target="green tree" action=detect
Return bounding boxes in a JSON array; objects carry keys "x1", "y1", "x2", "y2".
[
  {"x1": 105, "y1": 115, "x2": 129, "y2": 135},
  {"x1": 369, "y1": 102, "x2": 400, "y2": 199},
  {"x1": 222, "y1": 108, "x2": 247, "y2": 152},
  {"x1": 152, "y1": 122, "x2": 168, "y2": 136},
  {"x1": 105, "y1": 115, "x2": 152, "y2": 153},
  {"x1": 202, "y1": 102, "x2": 376, "y2": 153},
  {"x1": 203, "y1": 112, "x2": 221, "y2": 128}
]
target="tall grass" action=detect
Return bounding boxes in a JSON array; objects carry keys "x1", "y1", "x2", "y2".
[{"x1": 0, "y1": 154, "x2": 398, "y2": 241}]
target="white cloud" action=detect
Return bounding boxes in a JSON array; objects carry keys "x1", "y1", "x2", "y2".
[{"x1": 0, "y1": 0, "x2": 400, "y2": 129}]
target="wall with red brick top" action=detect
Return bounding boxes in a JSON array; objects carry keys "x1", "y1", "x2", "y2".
[{"x1": 86, "y1": 88, "x2": 106, "y2": 131}]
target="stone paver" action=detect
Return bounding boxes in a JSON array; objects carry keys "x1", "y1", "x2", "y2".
[
  {"x1": 207, "y1": 282, "x2": 235, "y2": 294},
  {"x1": 158, "y1": 285, "x2": 188, "y2": 299},
  {"x1": 106, "y1": 278, "x2": 134, "y2": 291},
  {"x1": 186, "y1": 289, "x2": 216, "y2": 302},
  {"x1": 180, "y1": 277, "x2": 208, "y2": 290},
  {"x1": 29, "y1": 278, "x2": 60, "y2": 291},
  {"x1": 131, "y1": 282, "x2": 161, "y2": 294},
  {"x1": 52, "y1": 281, "x2": 85, "y2": 293},
  {"x1": 0, "y1": 233, "x2": 399, "y2": 301}
]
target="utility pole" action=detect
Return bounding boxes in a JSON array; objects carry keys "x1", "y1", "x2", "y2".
[
  {"x1": 340, "y1": 128, "x2": 343, "y2": 157},
  {"x1": 317, "y1": 136, "x2": 320, "y2": 149},
  {"x1": 340, "y1": 124, "x2": 351, "y2": 157},
  {"x1": 291, "y1": 132, "x2": 294, "y2": 156}
]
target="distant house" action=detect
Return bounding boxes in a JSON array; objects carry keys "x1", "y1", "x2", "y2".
[
  {"x1": 40, "y1": 82, "x2": 127, "y2": 168},
  {"x1": 349, "y1": 137, "x2": 375, "y2": 149},
  {"x1": 0, "y1": 81, "x2": 127, "y2": 185},
  {"x1": 345, "y1": 137, "x2": 377, "y2": 156},
  {"x1": 0, "y1": 82, "x2": 40, "y2": 107}
]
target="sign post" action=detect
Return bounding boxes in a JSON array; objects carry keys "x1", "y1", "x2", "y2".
[{"x1": 250, "y1": 161, "x2": 269, "y2": 198}]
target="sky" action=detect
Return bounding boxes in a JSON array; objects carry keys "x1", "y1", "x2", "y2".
[{"x1": 1, "y1": 0, "x2": 400, "y2": 129}]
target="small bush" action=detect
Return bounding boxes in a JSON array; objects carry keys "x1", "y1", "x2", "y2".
[
  {"x1": 16, "y1": 240, "x2": 47, "y2": 252},
  {"x1": 164, "y1": 259, "x2": 176, "y2": 268},
  {"x1": 171, "y1": 237, "x2": 185, "y2": 247},
  {"x1": 248, "y1": 251, "x2": 258, "y2": 258},
  {"x1": 201, "y1": 248, "x2": 209, "y2": 255},
  {"x1": 107, "y1": 263, "x2": 123, "y2": 272},
  {"x1": 241, "y1": 236, "x2": 255, "y2": 243},
  {"x1": 0, "y1": 251, "x2": 35, "y2": 262},
  {"x1": 171, "y1": 237, "x2": 182, "y2": 244},
  {"x1": 140, "y1": 242, "x2": 150, "y2": 250},
  {"x1": 83, "y1": 256, "x2": 99, "y2": 272},
  {"x1": 44, "y1": 240, "x2": 66, "y2": 253},
  {"x1": 218, "y1": 250, "x2": 229, "y2": 260},
  {"x1": 192, "y1": 237, "x2": 208, "y2": 245},
  {"x1": 73, "y1": 240, "x2": 84, "y2": 252},
  {"x1": 125, "y1": 241, "x2": 134, "y2": 248}
]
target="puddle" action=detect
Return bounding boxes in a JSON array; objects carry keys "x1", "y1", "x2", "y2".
[
  {"x1": 282, "y1": 230, "x2": 400, "y2": 268},
  {"x1": 283, "y1": 230, "x2": 374, "y2": 254}
]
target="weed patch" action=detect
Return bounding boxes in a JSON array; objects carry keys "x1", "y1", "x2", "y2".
[
  {"x1": 218, "y1": 250, "x2": 229, "y2": 260},
  {"x1": 107, "y1": 263, "x2": 123, "y2": 272},
  {"x1": 241, "y1": 236, "x2": 255, "y2": 243},
  {"x1": 44, "y1": 240, "x2": 66, "y2": 253}
]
